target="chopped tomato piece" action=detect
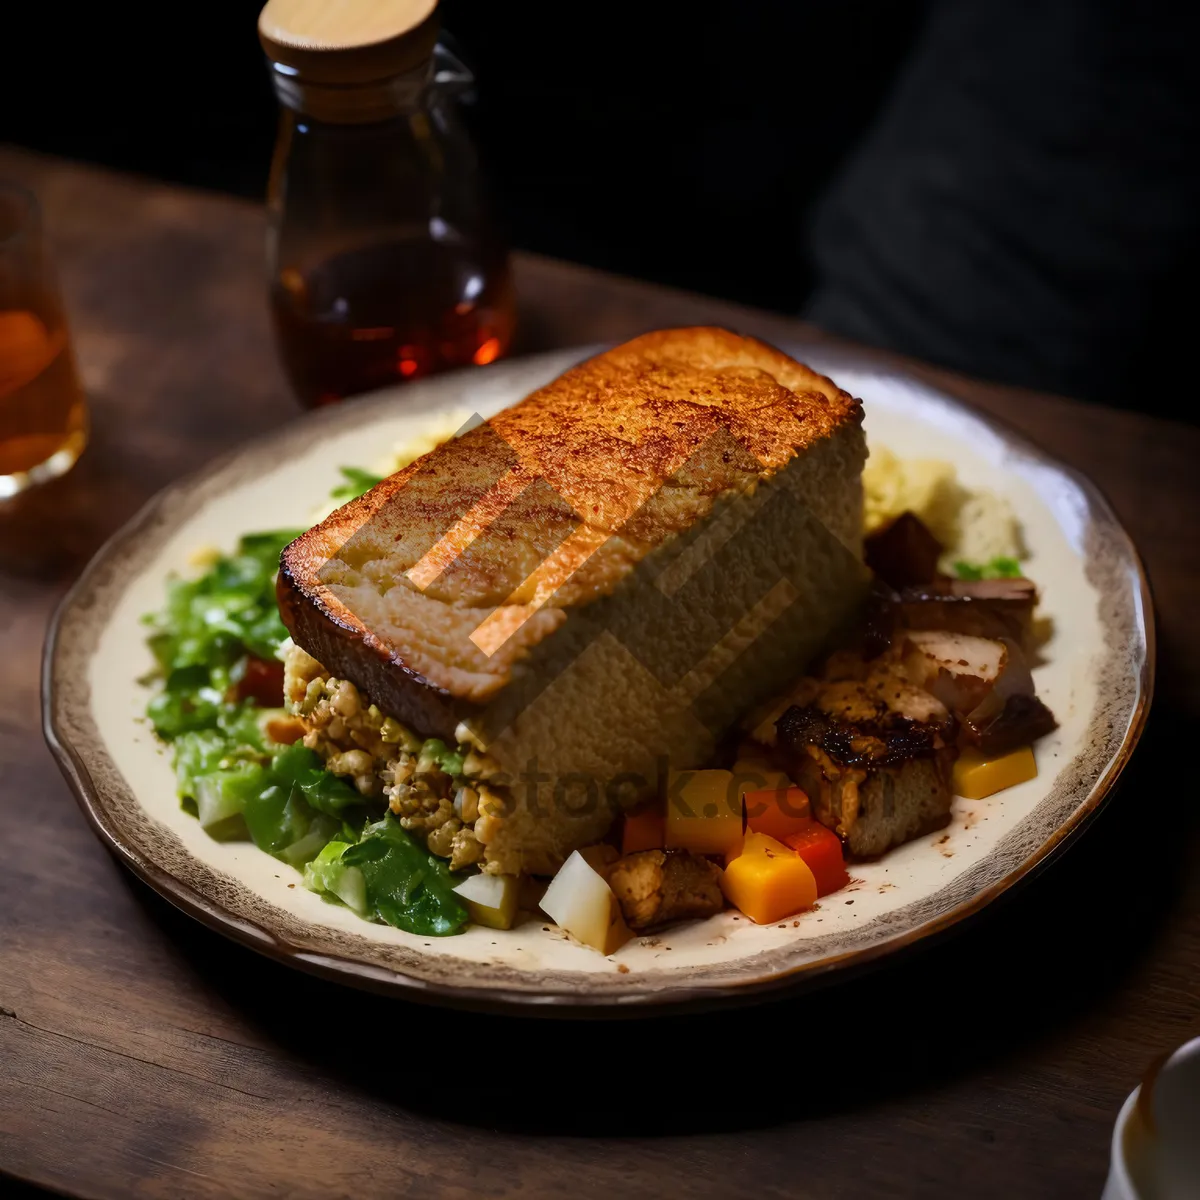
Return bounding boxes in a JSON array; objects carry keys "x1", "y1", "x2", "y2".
[
  {"x1": 233, "y1": 656, "x2": 285, "y2": 707},
  {"x1": 783, "y1": 821, "x2": 849, "y2": 897},
  {"x1": 742, "y1": 785, "x2": 811, "y2": 841},
  {"x1": 621, "y1": 809, "x2": 665, "y2": 855}
]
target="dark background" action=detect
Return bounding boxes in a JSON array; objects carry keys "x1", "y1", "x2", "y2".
[{"x1": 4, "y1": 0, "x2": 1198, "y2": 417}]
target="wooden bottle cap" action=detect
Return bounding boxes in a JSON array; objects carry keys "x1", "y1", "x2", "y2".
[{"x1": 258, "y1": 0, "x2": 439, "y2": 86}]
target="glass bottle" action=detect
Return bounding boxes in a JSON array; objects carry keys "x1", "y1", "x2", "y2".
[{"x1": 259, "y1": 0, "x2": 515, "y2": 407}]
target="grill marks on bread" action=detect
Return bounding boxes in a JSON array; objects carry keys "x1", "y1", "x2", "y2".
[{"x1": 280, "y1": 328, "x2": 861, "y2": 707}]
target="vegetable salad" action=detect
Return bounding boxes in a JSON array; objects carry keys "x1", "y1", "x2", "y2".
[{"x1": 143, "y1": 472, "x2": 469, "y2": 936}]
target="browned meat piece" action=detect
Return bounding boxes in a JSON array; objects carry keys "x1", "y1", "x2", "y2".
[
  {"x1": 901, "y1": 630, "x2": 1014, "y2": 715},
  {"x1": 608, "y1": 849, "x2": 725, "y2": 931},
  {"x1": 864, "y1": 511, "x2": 943, "y2": 589},
  {"x1": 860, "y1": 580, "x2": 901, "y2": 659},
  {"x1": 775, "y1": 658, "x2": 956, "y2": 857},
  {"x1": 901, "y1": 629, "x2": 1056, "y2": 753},
  {"x1": 897, "y1": 577, "x2": 1037, "y2": 646},
  {"x1": 768, "y1": 599, "x2": 1057, "y2": 857},
  {"x1": 962, "y1": 692, "x2": 1058, "y2": 756}
]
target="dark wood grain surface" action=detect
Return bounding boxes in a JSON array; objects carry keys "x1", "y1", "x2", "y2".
[{"x1": 2, "y1": 145, "x2": 1197, "y2": 1200}]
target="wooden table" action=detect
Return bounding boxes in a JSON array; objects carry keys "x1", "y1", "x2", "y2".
[{"x1": 2, "y1": 146, "x2": 1197, "y2": 1200}]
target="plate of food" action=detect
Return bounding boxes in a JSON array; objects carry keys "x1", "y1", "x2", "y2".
[{"x1": 44, "y1": 328, "x2": 1152, "y2": 1011}]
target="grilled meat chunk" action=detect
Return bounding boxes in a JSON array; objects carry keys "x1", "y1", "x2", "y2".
[
  {"x1": 608, "y1": 849, "x2": 725, "y2": 931},
  {"x1": 897, "y1": 577, "x2": 1037, "y2": 646},
  {"x1": 962, "y1": 691, "x2": 1058, "y2": 756},
  {"x1": 762, "y1": 569, "x2": 1054, "y2": 859},
  {"x1": 901, "y1": 629, "x2": 1056, "y2": 754},
  {"x1": 901, "y1": 630, "x2": 1013, "y2": 715},
  {"x1": 775, "y1": 658, "x2": 956, "y2": 857}
]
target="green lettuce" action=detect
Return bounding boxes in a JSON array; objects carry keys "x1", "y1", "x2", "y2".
[
  {"x1": 143, "y1": 529, "x2": 302, "y2": 739},
  {"x1": 329, "y1": 466, "x2": 384, "y2": 502},
  {"x1": 142, "y1": 514, "x2": 468, "y2": 936},
  {"x1": 341, "y1": 817, "x2": 468, "y2": 936}
]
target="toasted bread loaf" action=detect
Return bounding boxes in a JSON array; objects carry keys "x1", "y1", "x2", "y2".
[{"x1": 279, "y1": 328, "x2": 868, "y2": 874}]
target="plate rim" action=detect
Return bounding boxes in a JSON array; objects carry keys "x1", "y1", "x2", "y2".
[{"x1": 42, "y1": 343, "x2": 1156, "y2": 1014}]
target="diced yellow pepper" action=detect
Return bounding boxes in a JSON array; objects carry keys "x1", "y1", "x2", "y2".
[
  {"x1": 721, "y1": 831, "x2": 818, "y2": 924},
  {"x1": 953, "y1": 745, "x2": 1037, "y2": 800},
  {"x1": 665, "y1": 769, "x2": 743, "y2": 856}
]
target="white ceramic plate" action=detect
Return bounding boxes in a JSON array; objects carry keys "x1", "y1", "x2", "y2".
[{"x1": 44, "y1": 345, "x2": 1153, "y2": 1013}]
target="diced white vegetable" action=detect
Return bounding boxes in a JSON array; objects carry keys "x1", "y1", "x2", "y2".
[
  {"x1": 453, "y1": 873, "x2": 519, "y2": 930},
  {"x1": 540, "y1": 851, "x2": 631, "y2": 955}
]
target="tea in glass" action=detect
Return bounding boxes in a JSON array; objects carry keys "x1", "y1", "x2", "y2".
[{"x1": 0, "y1": 183, "x2": 87, "y2": 499}]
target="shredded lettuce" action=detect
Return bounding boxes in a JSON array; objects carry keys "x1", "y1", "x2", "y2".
[
  {"x1": 303, "y1": 820, "x2": 470, "y2": 936},
  {"x1": 329, "y1": 466, "x2": 384, "y2": 502},
  {"x1": 340, "y1": 817, "x2": 468, "y2": 936},
  {"x1": 195, "y1": 761, "x2": 268, "y2": 840},
  {"x1": 143, "y1": 529, "x2": 302, "y2": 739},
  {"x1": 142, "y1": 512, "x2": 468, "y2": 936},
  {"x1": 304, "y1": 841, "x2": 369, "y2": 916}
]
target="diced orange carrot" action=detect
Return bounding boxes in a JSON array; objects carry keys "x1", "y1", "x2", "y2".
[
  {"x1": 264, "y1": 715, "x2": 306, "y2": 745},
  {"x1": 783, "y1": 821, "x2": 849, "y2": 897},
  {"x1": 742, "y1": 785, "x2": 812, "y2": 841},
  {"x1": 622, "y1": 809, "x2": 665, "y2": 855},
  {"x1": 721, "y1": 831, "x2": 818, "y2": 924}
]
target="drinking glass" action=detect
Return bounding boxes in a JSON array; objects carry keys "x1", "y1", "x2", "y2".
[{"x1": 0, "y1": 183, "x2": 87, "y2": 498}]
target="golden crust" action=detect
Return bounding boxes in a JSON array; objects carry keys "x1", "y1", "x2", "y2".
[{"x1": 278, "y1": 327, "x2": 863, "y2": 736}]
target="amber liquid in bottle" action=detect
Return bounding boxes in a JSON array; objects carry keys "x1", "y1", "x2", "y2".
[{"x1": 270, "y1": 237, "x2": 516, "y2": 408}]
